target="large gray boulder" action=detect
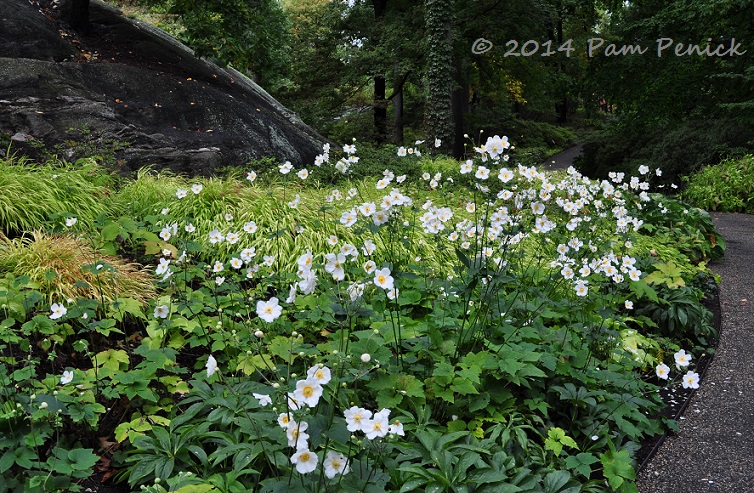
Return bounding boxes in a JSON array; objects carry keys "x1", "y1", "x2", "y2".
[{"x1": 0, "y1": 0, "x2": 327, "y2": 174}]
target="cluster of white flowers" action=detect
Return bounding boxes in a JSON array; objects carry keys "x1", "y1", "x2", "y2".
[{"x1": 655, "y1": 349, "x2": 700, "y2": 389}]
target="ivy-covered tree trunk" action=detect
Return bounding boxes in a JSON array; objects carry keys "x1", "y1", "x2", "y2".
[{"x1": 424, "y1": 0, "x2": 453, "y2": 151}]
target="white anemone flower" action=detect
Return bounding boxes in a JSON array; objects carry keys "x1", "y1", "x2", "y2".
[
  {"x1": 256, "y1": 297, "x2": 282, "y2": 323},
  {"x1": 60, "y1": 370, "x2": 74, "y2": 385},
  {"x1": 656, "y1": 363, "x2": 670, "y2": 380},
  {"x1": 205, "y1": 355, "x2": 218, "y2": 377},
  {"x1": 344, "y1": 406, "x2": 372, "y2": 432},
  {"x1": 682, "y1": 370, "x2": 700, "y2": 389},
  {"x1": 49, "y1": 303, "x2": 67, "y2": 320},
  {"x1": 307, "y1": 365, "x2": 332, "y2": 385},
  {"x1": 293, "y1": 378, "x2": 324, "y2": 407},
  {"x1": 323, "y1": 450, "x2": 350, "y2": 478},
  {"x1": 290, "y1": 447, "x2": 318, "y2": 474},
  {"x1": 373, "y1": 267, "x2": 394, "y2": 290}
]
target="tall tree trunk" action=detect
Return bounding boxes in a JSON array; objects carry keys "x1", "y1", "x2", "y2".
[
  {"x1": 425, "y1": 0, "x2": 453, "y2": 152},
  {"x1": 546, "y1": 5, "x2": 568, "y2": 123},
  {"x1": 451, "y1": 58, "x2": 467, "y2": 158},
  {"x1": 393, "y1": 84, "x2": 404, "y2": 144},
  {"x1": 372, "y1": 0, "x2": 388, "y2": 143}
]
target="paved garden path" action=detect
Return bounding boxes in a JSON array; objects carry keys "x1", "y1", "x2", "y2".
[
  {"x1": 637, "y1": 212, "x2": 754, "y2": 492},
  {"x1": 540, "y1": 144, "x2": 583, "y2": 171}
]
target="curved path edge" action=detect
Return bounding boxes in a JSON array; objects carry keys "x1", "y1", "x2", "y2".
[{"x1": 637, "y1": 212, "x2": 754, "y2": 492}]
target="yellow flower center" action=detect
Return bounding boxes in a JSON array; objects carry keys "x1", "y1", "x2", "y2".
[
  {"x1": 377, "y1": 275, "x2": 386, "y2": 284},
  {"x1": 303, "y1": 386, "x2": 314, "y2": 397},
  {"x1": 300, "y1": 452, "x2": 311, "y2": 462}
]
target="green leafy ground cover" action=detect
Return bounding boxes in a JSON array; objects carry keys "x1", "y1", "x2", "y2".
[{"x1": 0, "y1": 140, "x2": 722, "y2": 492}]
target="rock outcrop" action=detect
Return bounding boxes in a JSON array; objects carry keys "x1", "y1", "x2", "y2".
[{"x1": 0, "y1": 0, "x2": 327, "y2": 175}]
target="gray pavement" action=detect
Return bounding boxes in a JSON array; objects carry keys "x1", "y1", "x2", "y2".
[
  {"x1": 637, "y1": 213, "x2": 754, "y2": 492},
  {"x1": 540, "y1": 144, "x2": 583, "y2": 171}
]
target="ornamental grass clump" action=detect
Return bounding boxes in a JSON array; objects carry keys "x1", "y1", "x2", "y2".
[
  {"x1": 0, "y1": 154, "x2": 113, "y2": 234},
  {"x1": 0, "y1": 231, "x2": 155, "y2": 304}
]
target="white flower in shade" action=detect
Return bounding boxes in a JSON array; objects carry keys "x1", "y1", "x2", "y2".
[
  {"x1": 674, "y1": 349, "x2": 692, "y2": 367},
  {"x1": 293, "y1": 378, "x2": 324, "y2": 407},
  {"x1": 286, "y1": 284, "x2": 297, "y2": 304},
  {"x1": 256, "y1": 297, "x2": 282, "y2": 323},
  {"x1": 682, "y1": 370, "x2": 700, "y2": 389},
  {"x1": 253, "y1": 393, "x2": 272, "y2": 406},
  {"x1": 656, "y1": 363, "x2": 670, "y2": 380},
  {"x1": 328, "y1": 235, "x2": 338, "y2": 246},
  {"x1": 347, "y1": 282, "x2": 365, "y2": 301},
  {"x1": 184, "y1": 223, "x2": 195, "y2": 233},
  {"x1": 241, "y1": 247, "x2": 257, "y2": 263},
  {"x1": 363, "y1": 409, "x2": 390, "y2": 440},
  {"x1": 297, "y1": 168, "x2": 309, "y2": 180},
  {"x1": 374, "y1": 268, "x2": 394, "y2": 290},
  {"x1": 159, "y1": 227, "x2": 172, "y2": 241},
  {"x1": 434, "y1": 138, "x2": 441, "y2": 147},
  {"x1": 243, "y1": 221, "x2": 258, "y2": 234},
  {"x1": 191, "y1": 183, "x2": 203, "y2": 194},
  {"x1": 625, "y1": 300, "x2": 634, "y2": 310},
  {"x1": 373, "y1": 210, "x2": 389, "y2": 226},
  {"x1": 279, "y1": 161, "x2": 293, "y2": 174},
  {"x1": 343, "y1": 144, "x2": 356, "y2": 154},
  {"x1": 298, "y1": 271, "x2": 317, "y2": 295},
  {"x1": 638, "y1": 165, "x2": 650, "y2": 175},
  {"x1": 212, "y1": 260, "x2": 224, "y2": 273},
  {"x1": 498, "y1": 167, "x2": 513, "y2": 182},
  {"x1": 176, "y1": 188, "x2": 187, "y2": 199},
  {"x1": 362, "y1": 240, "x2": 376, "y2": 256},
  {"x1": 161, "y1": 208, "x2": 170, "y2": 215},
  {"x1": 397, "y1": 146, "x2": 407, "y2": 157},
  {"x1": 153, "y1": 305, "x2": 169, "y2": 319},
  {"x1": 306, "y1": 365, "x2": 332, "y2": 385},
  {"x1": 344, "y1": 406, "x2": 372, "y2": 432},
  {"x1": 155, "y1": 257, "x2": 171, "y2": 276},
  {"x1": 386, "y1": 287, "x2": 399, "y2": 300},
  {"x1": 246, "y1": 170, "x2": 257, "y2": 182},
  {"x1": 65, "y1": 217, "x2": 77, "y2": 227},
  {"x1": 325, "y1": 253, "x2": 346, "y2": 281},
  {"x1": 460, "y1": 160, "x2": 473, "y2": 174},
  {"x1": 286, "y1": 420, "x2": 310, "y2": 447},
  {"x1": 49, "y1": 303, "x2": 67, "y2": 320},
  {"x1": 361, "y1": 353, "x2": 371, "y2": 363},
  {"x1": 60, "y1": 370, "x2": 74, "y2": 385},
  {"x1": 290, "y1": 447, "x2": 318, "y2": 474},
  {"x1": 206, "y1": 355, "x2": 218, "y2": 377},
  {"x1": 230, "y1": 258, "x2": 243, "y2": 270},
  {"x1": 388, "y1": 420, "x2": 405, "y2": 436},
  {"x1": 340, "y1": 210, "x2": 357, "y2": 227},
  {"x1": 262, "y1": 255, "x2": 275, "y2": 267},
  {"x1": 323, "y1": 450, "x2": 350, "y2": 479},
  {"x1": 574, "y1": 280, "x2": 588, "y2": 297},
  {"x1": 485, "y1": 135, "x2": 509, "y2": 159},
  {"x1": 278, "y1": 412, "x2": 292, "y2": 428},
  {"x1": 475, "y1": 166, "x2": 490, "y2": 180},
  {"x1": 363, "y1": 260, "x2": 377, "y2": 274},
  {"x1": 226, "y1": 232, "x2": 240, "y2": 244},
  {"x1": 656, "y1": 168, "x2": 663, "y2": 176},
  {"x1": 209, "y1": 229, "x2": 224, "y2": 244},
  {"x1": 215, "y1": 276, "x2": 225, "y2": 286}
]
